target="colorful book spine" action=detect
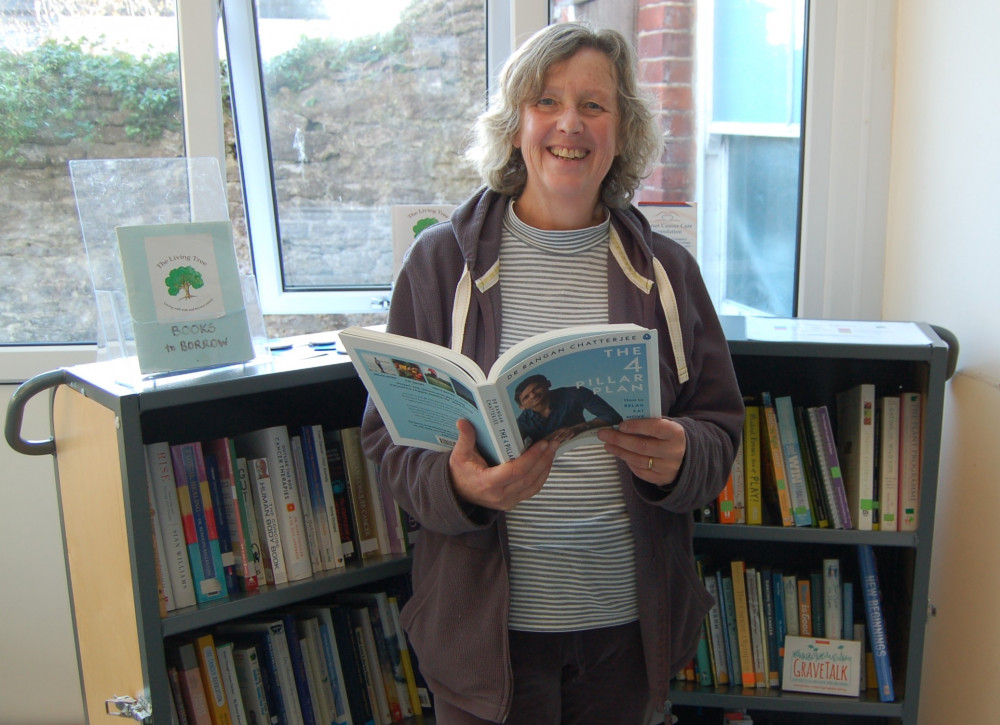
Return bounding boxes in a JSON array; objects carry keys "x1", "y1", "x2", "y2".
[
  {"x1": 203, "y1": 452, "x2": 239, "y2": 594},
  {"x1": 195, "y1": 633, "x2": 233, "y2": 725},
  {"x1": 717, "y1": 470, "x2": 738, "y2": 524},
  {"x1": 174, "y1": 642, "x2": 214, "y2": 725},
  {"x1": 858, "y1": 544, "x2": 895, "y2": 702},
  {"x1": 205, "y1": 438, "x2": 259, "y2": 592},
  {"x1": 703, "y1": 574, "x2": 730, "y2": 685},
  {"x1": 898, "y1": 392, "x2": 923, "y2": 531},
  {"x1": 170, "y1": 442, "x2": 229, "y2": 603},
  {"x1": 145, "y1": 441, "x2": 197, "y2": 609},
  {"x1": 774, "y1": 395, "x2": 813, "y2": 526},
  {"x1": 729, "y1": 560, "x2": 756, "y2": 687}
]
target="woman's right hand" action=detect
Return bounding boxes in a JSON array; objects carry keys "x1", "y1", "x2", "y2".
[{"x1": 448, "y1": 418, "x2": 556, "y2": 511}]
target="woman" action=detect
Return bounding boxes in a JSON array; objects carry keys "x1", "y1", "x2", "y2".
[{"x1": 361, "y1": 21, "x2": 744, "y2": 724}]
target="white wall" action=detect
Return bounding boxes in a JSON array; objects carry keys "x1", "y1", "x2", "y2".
[
  {"x1": 0, "y1": 348, "x2": 93, "y2": 724},
  {"x1": 882, "y1": 0, "x2": 1000, "y2": 722}
]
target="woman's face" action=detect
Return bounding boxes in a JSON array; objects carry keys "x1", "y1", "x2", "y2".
[{"x1": 513, "y1": 47, "x2": 620, "y2": 229}]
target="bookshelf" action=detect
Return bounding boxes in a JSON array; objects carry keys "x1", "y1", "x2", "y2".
[
  {"x1": 5, "y1": 317, "x2": 952, "y2": 725},
  {"x1": 6, "y1": 349, "x2": 426, "y2": 724},
  {"x1": 666, "y1": 317, "x2": 953, "y2": 725}
]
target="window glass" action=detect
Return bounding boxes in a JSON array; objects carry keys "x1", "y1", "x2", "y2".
[
  {"x1": 551, "y1": 0, "x2": 806, "y2": 317},
  {"x1": 0, "y1": 0, "x2": 182, "y2": 344},
  {"x1": 226, "y1": 0, "x2": 486, "y2": 318}
]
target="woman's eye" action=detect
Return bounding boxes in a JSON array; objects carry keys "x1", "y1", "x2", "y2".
[{"x1": 537, "y1": 97, "x2": 556, "y2": 107}]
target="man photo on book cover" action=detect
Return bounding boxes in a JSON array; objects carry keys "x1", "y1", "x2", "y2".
[{"x1": 513, "y1": 373, "x2": 624, "y2": 446}]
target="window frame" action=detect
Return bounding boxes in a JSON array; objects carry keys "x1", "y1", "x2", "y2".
[{"x1": 192, "y1": 0, "x2": 893, "y2": 320}]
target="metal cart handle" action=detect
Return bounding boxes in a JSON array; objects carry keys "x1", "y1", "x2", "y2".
[{"x1": 4, "y1": 368, "x2": 70, "y2": 456}]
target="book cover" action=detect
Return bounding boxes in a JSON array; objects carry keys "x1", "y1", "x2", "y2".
[
  {"x1": 781, "y1": 636, "x2": 862, "y2": 697},
  {"x1": 807, "y1": 405, "x2": 853, "y2": 529},
  {"x1": 322, "y1": 428, "x2": 360, "y2": 563},
  {"x1": 636, "y1": 201, "x2": 698, "y2": 255},
  {"x1": 857, "y1": 544, "x2": 895, "y2": 701},
  {"x1": 247, "y1": 456, "x2": 288, "y2": 586},
  {"x1": 729, "y1": 560, "x2": 756, "y2": 687},
  {"x1": 170, "y1": 442, "x2": 229, "y2": 603},
  {"x1": 115, "y1": 220, "x2": 255, "y2": 375},
  {"x1": 390, "y1": 204, "x2": 455, "y2": 280},
  {"x1": 238, "y1": 426, "x2": 314, "y2": 582},
  {"x1": 339, "y1": 323, "x2": 660, "y2": 465},
  {"x1": 339, "y1": 427, "x2": 383, "y2": 560},
  {"x1": 145, "y1": 441, "x2": 197, "y2": 609},
  {"x1": 742, "y1": 404, "x2": 763, "y2": 525},
  {"x1": 758, "y1": 396, "x2": 795, "y2": 526},
  {"x1": 194, "y1": 633, "x2": 233, "y2": 725},
  {"x1": 836, "y1": 384, "x2": 877, "y2": 531},
  {"x1": 301, "y1": 424, "x2": 346, "y2": 568},
  {"x1": 205, "y1": 438, "x2": 259, "y2": 593},
  {"x1": 898, "y1": 392, "x2": 923, "y2": 531},
  {"x1": 203, "y1": 453, "x2": 239, "y2": 594},
  {"x1": 774, "y1": 395, "x2": 814, "y2": 527},
  {"x1": 876, "y1": 397, "x2": 901, "y2": 531}
]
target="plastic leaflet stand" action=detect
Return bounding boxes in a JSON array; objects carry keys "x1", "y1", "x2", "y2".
[{"x1": 69, "y1": 157, "x2": 269, "y2": 387}]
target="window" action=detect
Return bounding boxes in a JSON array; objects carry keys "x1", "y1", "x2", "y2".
[
  {"x1": 222, "y1": 0, "x2": 488, "y2": 318},
  {"x1": 551, "y1": 0, "x2": 806, "y2": 317},
  {"x1": 0, "y1": 0, "x2": 184, "y2": 344}
]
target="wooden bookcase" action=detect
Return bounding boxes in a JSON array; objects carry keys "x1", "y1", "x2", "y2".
[
  {"x1": 666, "y1": 318, "x2": 953, "y2": 725},
  {"x1": 6, "y1": 317, "x2": 951, "y2": 725}
]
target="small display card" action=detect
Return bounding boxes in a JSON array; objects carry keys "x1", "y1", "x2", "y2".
[{"x1": 781, "y1": 635, "x2": 863, "y2": 697}]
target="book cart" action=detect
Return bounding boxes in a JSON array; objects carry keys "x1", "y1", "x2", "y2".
[
  {"x1": 5, "y1": 317, "x2": 953, "y2": 725},
  {"x1": 666, "y1": 317, "x2": 954, "y2": 725}
]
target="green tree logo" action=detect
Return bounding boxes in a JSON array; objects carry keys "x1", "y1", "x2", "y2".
[
  {"x1": 412, "y1": 217, "x2": 439, "y2": 238},
  {"x1": 165, "y1": 266, "x2": 204, "y2": 300}
]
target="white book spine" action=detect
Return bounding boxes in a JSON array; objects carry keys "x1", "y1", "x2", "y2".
[
  {"x1": 877, "y1": 397, "x2": 901, "y2": 531},
  {"x1": 823, "y1": 558, "x2": 842, "y2": 640},
  {"x1": 239, "y1": 427, "x2": 313, "y2": 581},
  {"x1": 249, "y1": 457, "x2": 288, "y2": 586},
  {"x1": 144, "y1": 441, "x2": 197, "y2": 609},
  {"x1": 145, "y1": 465, "x2": 175, "y2": 612},
  {"x1": 310, "y1": 425, "x2": 346, "y2": 567},
  {"x1": 216, "y1": 641, "x2": 249, "y2": 725}
]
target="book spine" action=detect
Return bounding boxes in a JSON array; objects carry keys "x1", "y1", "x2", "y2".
[
  {"x1": 782, "y1": 574, "x2": 799, "y2": 637},
  {"x1": 350, "y1": 608, "x2": 392, "y2": 725},
  {"x1": 216, "y1": 641, "x2": 249, "y2": 725},
  {"x1": 744, "y1": 568, "x2": 766, "y2": 687},
  {"x1": 238, "y1": 427, "x2": 314, "y2": 581},
  {"x1": 813, "y1": 405, "x2": 853, "y2": 529},
  {"x1": 731, "y1": 437, "x2": 746, "y2": 524},
  {"x1": 195, "y1": 633, "x2": 233, "y2": 725},
  {"x1": 770, "y1": 569, "x2": 786, "y2": 678},
  {"x1": 339, "y1": 427, "x2": 381, "y2": 559},
  {"x1": 290, "y1": 435, "x2": 324, "y2": 573},
  {"x1": 797, "y1": 577, "x2": 812, "y2": 637},
  {"x1": 145, "y1": 441, "x2": 197, "y2": 609},
  {"x1": 307, "y1": 424, "x2": 346, "y2": 567},
  {"x1": 310, "y1": 610, "x2": 352, "y2": 724},
  {"x1": 249, "y1": 457, "x2": 288, "y2": 586},
  {"x1": 804, "y1": 407, "x2": 842, "y2": 529},
  {"x1": 774, "y1": 396, "x2": 813, "y2": 526},
  {"x1": 823, "y1": 558, "x2": 843, "y2": 640},
  {"x1": 858, "y1": 544, "x2": 895, "y2": 702},
  {"x1": 718, "y1": 573, "x2": 742, "y2": 686},
  {"x1": 703, "y1": 574, "x2": 730, "y2": 685},
  {"x1": 795, "y1": 405, "x2": 830, "y2": 528},
  {"x1": 759, "y1": 569, "x2": 780, "y2": 687},
  {"x1": 716, "y1": 470, "x2": 737, "y2": 524},
  {"x1": 729, "y1": 561, "x2": 756, "y2": 687},
  {"x1": 760, "y1": 395, "x2": 795, "y2": 526},
  {"x1": 323, "y1": 428, "x2": 360, "y2": 563},
  {"x1": 231, "y1": 644, "x2": 274, "y2": 725},
  {"x1": 330, "y1": 605, "x2": 376, "y2": 725},
  {"x1": 898, "y1": 392, "x2": 922, "y2": 531},
  {"x1": 230, "y1": 453, "x2": 261, "y2": 592},
  {"x1": 742, "y1": 405, "x2": 763, "y2": 525},
  {"x1": 206, "y1": 438, "x2": 259, "y2": 593},
  {"x1": 171, "y1": 442, "x2": 228, "y2": 603},
  {"x1": 146, "y1": 465, "x2": 173, "y2": 615},
  {"x1": 203, "y1": 453, "x2": 239, "y2": 594},
  {"x1": 837, "y1": 384, "x2": 876, "y2": 531},
  {"x1": 175, "y1": 642, "x2": 214, "y2": 725},
  {"x1": 387, "y1": 596, "x2": 423, "y2": 716},
  {"x1": 876, "y1": 397, "x2": 901, "y2": 531}
]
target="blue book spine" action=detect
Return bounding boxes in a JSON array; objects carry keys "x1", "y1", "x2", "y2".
[
  {"x1": 771, "y1": 569, "x2": 787, "y2": 680},
  {"x1": 279, "y1": 613, "x2": 317, "y2": 725},
  {"x1": 842, "y1": 581, "x2": 855, "y2": 640},
  {"x1": 858, "y1": 544, "x2": 895, "y2": 702},
  {"x1": 719, "y1": 574, "x2": 742, "y2": 687},
  {"x1": 204, "y1": 453, "x2": 238, "y2": 593}
]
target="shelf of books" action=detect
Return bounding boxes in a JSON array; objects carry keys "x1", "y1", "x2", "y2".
[
  {"x1": 37, "y1": 348, "x2": 434, "y2": 725},
  {"x1": 667, "y1": 317, "x2": 952, "y2": 725}
]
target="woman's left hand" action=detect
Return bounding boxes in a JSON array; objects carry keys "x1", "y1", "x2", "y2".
[{"x1": 597, "y1": 417, "x2": 687, "y2": 485}]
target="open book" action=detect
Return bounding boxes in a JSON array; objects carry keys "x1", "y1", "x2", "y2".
[{"x1": 339, "y1": 324, "x2": 661, "y2": 464}]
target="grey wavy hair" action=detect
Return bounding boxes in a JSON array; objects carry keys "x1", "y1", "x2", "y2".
[{"x1": 466, "y1": 22, "x2": 664, "y2": 209}]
